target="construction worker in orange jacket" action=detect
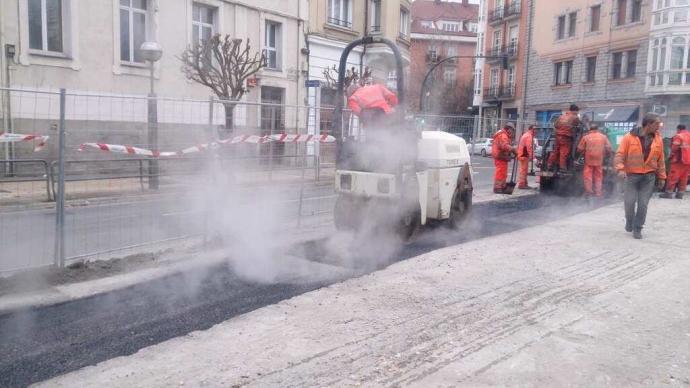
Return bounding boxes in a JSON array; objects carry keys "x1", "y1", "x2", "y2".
[
  {"x1": 517, "y1": 125, "x2": 536, "y2": 189},
  {"x1": 614, "y1": 113, "x2": 666, "y2": 239},
  {"x1": 492, "y1": 122, "x2": 517, "y2": 193},
  {"x1": 660, "y1": 124, "x2": 690, "y2": 199},
  {"x1": 577, "y1": 124, "x2": 613, "y2": 198},
  {"x1": 347, "y1": 83, "x2": 399, "y2": 127},
  {"x1": 548, "y1": 104, "x2": 582, "y2": 171}
]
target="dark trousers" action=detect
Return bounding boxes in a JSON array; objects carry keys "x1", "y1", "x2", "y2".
[{"x1": 624, "y1": 173, "x2": 656, "y2": 230}]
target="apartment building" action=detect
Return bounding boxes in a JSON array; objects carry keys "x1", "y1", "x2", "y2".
[
  {"x1": 0, "y1": 0, "x2": 308, "y2": 136},
  {"x1": 645, "y1": 0, "x2": 690, "y2": 136},
  {"x1": 524, "y1": 0, "x2": 649, "y2": 134},
  {"x1": 473, "y1": 0, "x2": 488, "y2": 108},
  {"x1": 480, "y1": 0, "x2": 529, "y2": 122},
  {"x1": 408, "y1": 0, "x2": 479, "y2": 114}
]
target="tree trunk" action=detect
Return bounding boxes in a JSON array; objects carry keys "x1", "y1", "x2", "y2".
[{"x1": 223, "y1": 102, "x2": 236, "y2": 133}]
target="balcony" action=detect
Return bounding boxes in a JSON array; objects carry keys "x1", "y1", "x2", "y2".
[
  {"x1": 488, "y1": 1, "x2": 522, "y2": 25},
  {"x1": 485, "y1": 42, "x2": 518, "y2": 61},
  {"x1": 484, "y1": 85, "x2": 516, "y2": 100},
  {"x1": 646, "y1": 70, "x2": 690, "y2": 95}
]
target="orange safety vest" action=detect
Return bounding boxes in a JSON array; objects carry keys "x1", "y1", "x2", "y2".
[
  {"x1": 577, "y1": 130, "x2": 612, "y2": 167},
  {"x1": 670, "y1": 129, "x2": 690, "y2": 165},
  {"x1": 518, "y1": 130, "x2": 534, "y2": 159},
  {"x1": 614, "y1": 129, "x2": 667, "y2": 179},
  {"x1": 492, "y1": 128, "x2": 513, "y2": 161},
  {"x1": 554, "y1": 111, "x2": 581, "y2": 138},
  {"x1": 347, "y1": 84, "x2": 399, "y2": 116}
]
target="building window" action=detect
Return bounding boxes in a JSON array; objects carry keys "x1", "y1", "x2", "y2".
[
  {"x1": 120, "y1": 0, "x2": 147, "y2": 63},
  {"x1": 469, "y1": 22, "x2": 478, "y2": 33},
  {"x1": 626, "y1": 50, "x2": 637, "y2": 78},
  {"x1": 557, "y1": 15, "x2": 566, "y2": 40},
  {"x1": 586, "y1": 56, "x2": 597, "y2": 83},
  {"x1": 617, "y1": 0, "x2": 627, "y2": 25},
  {"x1": 328, "y1": 0, "x2": 352, "y2": 28},
  {"x1": 260, "y1": 86, "x2": 284, "y2": 134},
  {"x1": 427, "y1": 46, "x2": 438, "y2": 62},
  {"x1": 568, "y1": 12, "x2": 577, "y2": 37},
  {"x1": 192, "y1": 3, "x2": 215, "y2": 44},
  {"x1": 446, "y1": 45, "x2": 457, "y2": 58},
  {"x1": 420, "y1": 20, "x2": 433, "y2": 29},
  {"x1": 507, "y1": 65, "x2": 515, "y2": 92},
  {"x1": 493, "y1": 30, "x2": 502, "y2": 49},
  {"x1": 265, "y1": 21, "x2": 281, "y2": 70},
  {"x1": 444, "y1": 68, "x2": 456, "y2": 87},
  {"x1": 554, "y1": 60, "x2": 573, "y2": 85},
  {"x1": 670, "y1": 37, "x2": 685, "y2": 85},
  {"x1": 612, "y1": 52, "x2": 623, "y2": 79},
  {"x1": 29, "y1": 0, "x2": 64, "y2": 53},
  {"x1": 371, "y1": 0, "x2": 381, "y2": 32},
  {"x1": 674, "y1": 8, "x2": 688, "y2": 22},
  {"x1": 631, "y1": 0, "x2": 642, "y2": 22},
  {"x1": 490, "y1": 67, "x2": 500, "y2": 91},
  {"x1": 400, "y1": 8, "x2": 410, "y2": 38},
  {"x1": 474, "y1": 68, "x2": 483, "y2": 95},
  {"x1": 590, "y1": 5, "x2": 601, "y2": 32},
  {"x1": 442, "y1": 22, "x2": 460, "y2": 32}
]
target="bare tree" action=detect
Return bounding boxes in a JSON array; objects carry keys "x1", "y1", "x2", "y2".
[
  {"x1": 322, "y1": 65, "x2": 373, "y2": 90},
  {"x1": 180, "y1": 34, "x2": 266, "y2": 132}
]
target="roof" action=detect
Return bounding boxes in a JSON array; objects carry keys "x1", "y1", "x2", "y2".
[{"x1": 411, "y1": 0, "x2": 479, "y2": 36}]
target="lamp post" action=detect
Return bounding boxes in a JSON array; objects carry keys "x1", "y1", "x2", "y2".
[{"x1": 140, "y1": 41, "x2": 163, "y2": 189}]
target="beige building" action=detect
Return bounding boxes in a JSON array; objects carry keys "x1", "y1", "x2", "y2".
[
  {"x1": 524, "y1": 0, "x2": 649, "y2": 131},
  {"x1": 0, "y1": 0, "x2": 308, "y2": 141},
  {"x1": 306, "y1": 0, "x2": 412, "y2": 107}
]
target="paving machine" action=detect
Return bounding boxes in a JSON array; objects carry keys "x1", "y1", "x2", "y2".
[
  {"x1": 537, "y1": 114, "x2": 617, "y2": 197},
  {"x1": 331, "y1": 36, "x2": 474, "y2": 239}
]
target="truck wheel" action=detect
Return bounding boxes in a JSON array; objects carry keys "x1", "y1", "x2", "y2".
[
  {"x1": 334, "y1": 195, "x2": 359, "y2": 230},
  {"x1": 447, "y1": 189, "x2": 472, "y2": 229},
  {"x1": 397, "y1": 205, "x2": 421, "y2": 241}
]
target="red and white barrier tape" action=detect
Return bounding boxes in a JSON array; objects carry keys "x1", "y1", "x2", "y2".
[
  {"x1": 78, "y1": 133, "x2": 335, "y2": 157},
  {"x1": 0, "y1": 132, "x2": 49, "y2": 152}
]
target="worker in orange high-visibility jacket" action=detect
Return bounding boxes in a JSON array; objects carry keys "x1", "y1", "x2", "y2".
[
  {"x1": 577, "y1": 124, "x2": 613, "y2": 197},
  {"x1": 614, "y1": 113, "x2": 667, "y2": 239},
  {"x1": 547, "y1": 104, "x2": 582, "y2": 171},
  {"x1": 517, "y1": 125, "x2": 536, "y2": 189},
  {"x1": 660, "y1": 124, "x2": 690, "y2": 199},
  {"x1": 492, "y1": 122, "x2": 517, "y2": 193},
  {"x1": 347, "y1": 83, "x2": 399, "y2": 127}
]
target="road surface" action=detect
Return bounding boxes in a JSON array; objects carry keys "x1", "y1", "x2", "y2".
[{"x1": 0, "y1": 193, "x2": 597, "y2": 387}]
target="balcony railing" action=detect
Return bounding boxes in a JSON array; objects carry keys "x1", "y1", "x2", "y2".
[
  {"x1": 488, "y1": 1, "x2": 522, "y2": 24},
  {"x1": 484, "y1": 85, "x2": 516, "y2": 99},
  {"x1": 327, "y1": 17, "x2": 352, "y2": 29},
  {"x1": 485, "y1": 42, "x2": 518, "y2": 60}
]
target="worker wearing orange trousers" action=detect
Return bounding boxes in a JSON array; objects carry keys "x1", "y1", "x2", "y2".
[
  {"x1": 492, "y1": 123, "x2": 517, "y2": 193},
  {"x1": 517, "y1": 125, "x2": 536, "y2": 189},
  {"x1": 577, "y1": 124, "x2": 613, "y2": 197},
  {"x1": 661, "y1": 124, "x2": 690, "y2": 199},
  {"x1": 548, "y1": 104, "x2": 582, "y2": 170}
]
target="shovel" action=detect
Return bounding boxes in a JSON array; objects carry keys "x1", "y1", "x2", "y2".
[{"x1": 502, "y1": 156, "x2": 519, "y2": 195}]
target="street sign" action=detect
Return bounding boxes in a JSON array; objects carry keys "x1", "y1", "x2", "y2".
[{"x1": 305, "y1": 80, "x2": 321, "y2": 88}]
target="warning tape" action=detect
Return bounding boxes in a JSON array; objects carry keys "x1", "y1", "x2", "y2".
[
  {"x1": 0, "y1": 132, "x2": 49, "y2": 152},
  {"x1": 78, "y1": 133, "x2": 335, "y2": 157}
]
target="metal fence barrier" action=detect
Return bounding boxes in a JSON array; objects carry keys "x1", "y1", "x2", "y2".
[{"x1": 0, "y1": 159, "x2": 52, "y2": 200}]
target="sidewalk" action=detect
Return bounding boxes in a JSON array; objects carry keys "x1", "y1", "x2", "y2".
[{"x1": 37, "y1": 198, "x2": 690, "y2": 387}]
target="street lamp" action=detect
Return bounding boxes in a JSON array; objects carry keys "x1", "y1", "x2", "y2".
[{"x1": 140, "y1": 41, "x2": 163, "y2": 189}]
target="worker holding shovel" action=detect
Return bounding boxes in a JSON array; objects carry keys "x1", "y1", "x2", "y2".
[{"x1": 492, "y1": 122, "x2": 517, "y2": 194}]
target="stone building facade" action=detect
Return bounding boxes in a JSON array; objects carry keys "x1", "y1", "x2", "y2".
[{"x1": 523, "y1": 0, "x2": 650, "y2": 136}]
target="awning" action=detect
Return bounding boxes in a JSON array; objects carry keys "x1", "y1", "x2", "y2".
[{"x1": 584, "y1": 106, "x2": 639, "y2": 123}]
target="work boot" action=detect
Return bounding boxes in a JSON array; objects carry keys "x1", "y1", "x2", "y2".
[
  {"x1": 494, "y1": 187, "x2": 505, "y2": 194},
  {"x1": 633, "y1": 229, "x2": 643, "y2": 239},
  {"x1": 676, "y1": 192, "x2": 684, "y2": 199},
  {"x1": 625, "y1": 220, "x2": 633, "y2": 233},
  {"x1": 518, "y1": 185, "x2": 533, "y2": 190},
  {"x1": 659, "y1": 192, "x2": 674, "y2": 199}
]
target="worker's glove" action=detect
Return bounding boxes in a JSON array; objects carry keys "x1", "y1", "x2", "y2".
[{"x1": 657, "y1": 179, "x2": 666, "y2": 190}]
